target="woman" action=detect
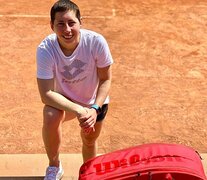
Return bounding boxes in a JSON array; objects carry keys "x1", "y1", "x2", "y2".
[{"x1": 36, "y1": 0, "x2": 113, "y2": 179}]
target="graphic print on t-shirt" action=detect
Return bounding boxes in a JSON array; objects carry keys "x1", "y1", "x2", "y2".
[{"x1": 61, "y1": 59, "x2": 86, "y2": 80}]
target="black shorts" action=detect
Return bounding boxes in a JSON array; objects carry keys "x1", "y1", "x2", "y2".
[{"x1": 96, "y1": 104, "x2": 108, "y2": 122}]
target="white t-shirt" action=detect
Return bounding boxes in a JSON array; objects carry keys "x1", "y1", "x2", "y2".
[{"x1": 36, "y1": 29, "x2": 113, "y2": 105}]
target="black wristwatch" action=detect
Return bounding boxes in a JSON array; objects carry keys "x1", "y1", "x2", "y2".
[{"x1": 90, "y1": 104, "x2": 101, "y2": 114}]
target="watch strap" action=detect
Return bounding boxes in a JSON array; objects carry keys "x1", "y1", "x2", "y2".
[{"x1": 91, "y1": 104, "x2": 101, "y2": 114}]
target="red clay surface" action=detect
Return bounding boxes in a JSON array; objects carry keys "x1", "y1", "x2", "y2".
[{"x1": 0, "y1": 0, "x2": 207, "y2": 154}]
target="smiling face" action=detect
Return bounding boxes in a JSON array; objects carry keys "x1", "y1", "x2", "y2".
[{"x1": 51, "y1": 10, "x2": 81, "y2": 55}]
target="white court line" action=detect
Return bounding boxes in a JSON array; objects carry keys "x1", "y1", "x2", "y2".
[
  {"x1": 0, "y1": 14, "x2": 114, "y2": 19},
  {"x1": 0, "y1": 9, "x2": 116, "y2": 19},
  {"x1": 0, "y1": 14, "x2": 49, "y2": 18}
]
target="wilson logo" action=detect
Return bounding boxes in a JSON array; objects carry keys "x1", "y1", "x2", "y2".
[{"x1": 92, "y1": 155, "x2": 183, "y2": 175}]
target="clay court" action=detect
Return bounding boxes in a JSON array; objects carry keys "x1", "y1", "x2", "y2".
[{"x1": 0, "y1": 0, "x2": 207, "y2": 178}]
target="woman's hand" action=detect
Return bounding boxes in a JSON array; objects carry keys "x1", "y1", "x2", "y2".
[{"x1": 78, "y1": 107, "x2": 97, "y2": 133}]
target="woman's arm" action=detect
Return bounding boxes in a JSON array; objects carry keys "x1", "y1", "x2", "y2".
[
  {"x1": 78, "y1": 65, "x2": 112, "y2": 132},
  {"x1": 95, "y1": 65, "x2": 112, "y2": 107},
  {"x1": 37, "y1": 78, "x2": 87, "y2": 117}
]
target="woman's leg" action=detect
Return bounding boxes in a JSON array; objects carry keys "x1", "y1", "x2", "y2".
[
  {"x1": 80, "y1": 121, "x2": 103, "y2": 162},
  {"x1": 42, "y1": 105, "x2": 65, "y2": 167}
]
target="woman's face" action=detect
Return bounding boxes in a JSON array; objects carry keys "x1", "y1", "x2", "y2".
[{"x1": 51, "y1": 10, "x2": 81, "y2": 51}]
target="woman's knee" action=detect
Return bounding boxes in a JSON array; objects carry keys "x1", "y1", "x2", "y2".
[
  {"x1": 82, "y1": 134, "x2": 97, "y2": 147},
  {"x1": 81, "y1": 128, "x2": 101, "y2": 146},
  {"x1": 43, "y1": 105, "x2": 64, "y2": 128}
]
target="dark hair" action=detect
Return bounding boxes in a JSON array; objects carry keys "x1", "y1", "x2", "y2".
[{"x1": 50, "y1": 0, "x2": 81, "y2": 24}]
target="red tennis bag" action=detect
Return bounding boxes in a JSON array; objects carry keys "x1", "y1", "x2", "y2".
[{"x1": 79, "y1": 143, "x2": 207, "y2": 180}]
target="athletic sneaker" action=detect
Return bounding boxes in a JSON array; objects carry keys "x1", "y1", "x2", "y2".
[{"x1": 44, "y1": 162, "x2": 64, "y2": 180}]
